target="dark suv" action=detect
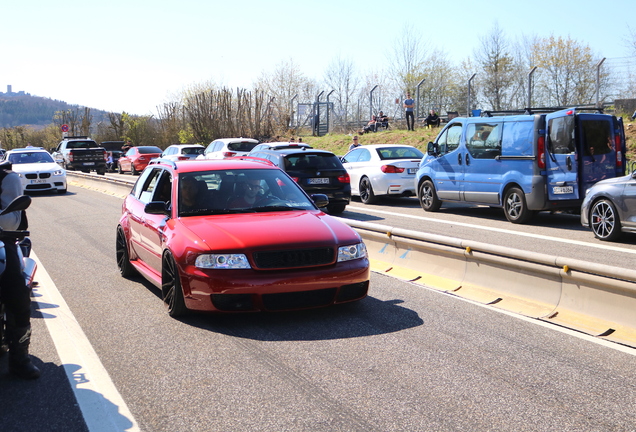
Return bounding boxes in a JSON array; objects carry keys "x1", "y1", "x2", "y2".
[{"x1": 249, "y1": 149, "x2": 351, "y2": 214}]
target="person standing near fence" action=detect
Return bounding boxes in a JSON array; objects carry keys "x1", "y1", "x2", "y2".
[{"x1": 404, "y1": 92, "x2": 415, "y2": 131}]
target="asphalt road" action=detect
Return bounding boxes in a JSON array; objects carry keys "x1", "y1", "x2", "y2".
[{"x1": 2, "y1": 184, "x2": 635, "y2": 431}]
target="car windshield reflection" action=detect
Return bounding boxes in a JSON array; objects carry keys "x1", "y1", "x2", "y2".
[{"x1": 177, "y1": 168, "x2": 317, "y2": 217}]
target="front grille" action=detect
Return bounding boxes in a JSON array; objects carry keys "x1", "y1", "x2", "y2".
[
  {"x1": 253, "y1": 248, "x2": 334, "y2": 269},
  {"x1": 262, "y1": 288, "x2": 337, "y2": 310},
  {"x1": 25, "y1": 173, "x2": 51, "y2": 179}
]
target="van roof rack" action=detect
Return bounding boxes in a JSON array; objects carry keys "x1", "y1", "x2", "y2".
[{"x1": 480, "y1": 104, "x2": 611, "y2": 117}]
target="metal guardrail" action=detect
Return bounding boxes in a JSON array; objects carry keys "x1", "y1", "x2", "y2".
[{"x1": 343, "y1": 219, "x2": 636, "y2": 349}]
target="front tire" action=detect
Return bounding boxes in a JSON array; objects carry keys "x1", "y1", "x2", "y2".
[
  {"x1": 419, "y1": 180, "x2": 442, "y2": 212},
  {"x1": 590, "y1": 199, "x2": 621, "y2": 241},
  {"x1": 503, "y1": 187, "x2": 534, "y2": 224},
  {"x1": 131, "y1": 164, "x2": 138, "y2": 175},
  {"x1": 327, "y1": 203, "x2": 347, "y2": 214},
  {"x1": 117, "y1": 163, "x2": 124, "y2": 174},
  {"x1": 116, "y1": 227, "x2": 136, "y2": 278},
  {"x1": 359, "y1": 177, "x2": 378, "y2": 204},
  {"x1": 162, "y1": 252, "x2": 188, "y2": 318}
]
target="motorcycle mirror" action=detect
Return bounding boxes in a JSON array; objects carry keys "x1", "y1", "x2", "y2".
[{"x1": 0, "y1": 195, "x2": 32, "y2": 216}]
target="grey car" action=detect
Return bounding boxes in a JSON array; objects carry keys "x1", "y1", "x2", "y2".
[{"x1": 581, "y1": 172, "x2": 636, "y2": 241}]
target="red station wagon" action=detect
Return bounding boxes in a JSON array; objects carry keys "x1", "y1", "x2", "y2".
[{"x1": 116, "y1": 159, "x2": 370, "y2": 317}]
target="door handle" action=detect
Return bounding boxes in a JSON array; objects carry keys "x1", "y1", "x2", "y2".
[
  {"x1": 465, "y1": 153, "x2": 470, "y2": 166},
  {"x1": 457, "y1": 153, "x2": 462, "y2": 165},
  {"x1": 566, "y1": 155, "x2": 572, "y2": 171}
]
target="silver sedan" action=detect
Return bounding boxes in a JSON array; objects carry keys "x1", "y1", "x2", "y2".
[{"x1": 580, "y1": 172, "x2": 636, "y2": 241}]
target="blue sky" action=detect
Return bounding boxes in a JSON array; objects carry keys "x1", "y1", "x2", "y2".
[{"x1": 1, "y1": 0, "x2": 634, "y2": 115}]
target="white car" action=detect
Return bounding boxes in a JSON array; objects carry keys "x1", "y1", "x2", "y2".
[
  {"x1": 341, "y1": 144, "x2": 424, "y2": 204},
  {"x1": 5, "y1": 148, "x2": 67, "y2": 194},
  {"x1": 249, "y1": 141, "x2": 312, "y2": 153},
  {"x1": 160, "y1": 144, "x2": 204, "y2": 161},
  {"x1": 197, "y1": 138, "x2": 259, "y2": 160}
]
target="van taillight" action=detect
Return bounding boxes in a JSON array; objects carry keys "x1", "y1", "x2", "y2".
[
  {"x1": 381, "y1": 165, "x2": 405, "y2": 173},
  {"x1": 615, "y1": 135, "x2": 622, "y2": 167},
  {"x1": 537, "y1": 136, "x2": 546, "y2": 169}
]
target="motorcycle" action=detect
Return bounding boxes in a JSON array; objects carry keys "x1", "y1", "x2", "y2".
[{"x1": 0, "y1": 195, "x2": 37, "y2": 356}]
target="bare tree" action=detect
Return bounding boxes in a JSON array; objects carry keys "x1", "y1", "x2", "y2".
[
  {"x1": 323, "y1": 55, "x2": 360, "y2": 126},
  {"x1": 474, "y1": 23, "x2": 516, "y2": 111},
  {"x1": 386, "y1": 24, "x2": 427, "y2": 95}
]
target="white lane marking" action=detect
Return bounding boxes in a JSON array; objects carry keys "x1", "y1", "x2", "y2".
[
  {"x1": 349, "y1": 205, "x2": 636, "y2": 255},
  {"x1": 32, "y1": 251, "x2": 140, "y2": 432}
]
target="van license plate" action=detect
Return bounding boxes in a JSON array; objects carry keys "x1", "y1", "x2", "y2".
[
  {"x1": 553, "y1": 186, "x2": 573, "y2": 194},
  {"x1": 308, "y1": 178, "x2": 329, "y2": 184}
]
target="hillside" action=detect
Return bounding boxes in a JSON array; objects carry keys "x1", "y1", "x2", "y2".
[{"x1": 0, "y1": 93, "x2": 111, "y2": 128}]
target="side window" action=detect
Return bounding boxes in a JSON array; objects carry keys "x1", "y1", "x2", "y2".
[
  {"x1": 436, "y1": 124, "x2": 462, "y2": 153},
  {"x1": 548, "y1": 116, "x2": 575, "y2": 155},
  {"x1": 152, "y1": 171, "x2": 172, "y2": 203},
  {"x1": 139, "y1": 169, "x2": 163, "y2": 205},
  {"x1": 206, "y1": 141, "x2": 217, "y2": 154},
  {"x1": 356, "y1": 149, "x2": 371, "y2": 162},
  {"x1": 466, "y1": 122, "x2": 502, "y2": 159},
  {"x1": 131, "y1": 167, "x2": 155, "y2": 197},
  {"x1": 342, "y1": 148, "x2": 363, "y2": 163},
  {"x1": 502, "y1": 121, "x2": 534, "y2": 156},
  {"x1": 581, "y1": 119, "x2": 612, "y2": 156}
]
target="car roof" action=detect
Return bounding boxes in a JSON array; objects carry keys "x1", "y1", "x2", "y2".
[
  {"x1": 7, "y1": 148, "x2": 48, "y2": 153},
  {"x1": 256, "y1": 149, "x2": 336, "y2": 157},
  {"x1": 167, "y1": 144, "x2": 204, "y2": 148},
  {"x1": 212, "y1": 138, "x2": 259, "y2": 144},
  {"x1": 354, "y1": 144, "x2": 419, "y2": 150},
  {"x1": 150, "y1": 158, "x2": 277, "y2": 174}
]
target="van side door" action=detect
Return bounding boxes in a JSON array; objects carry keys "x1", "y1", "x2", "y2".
[
  {"x1": 463, "y1": 121, "x2": 503, "y2": 204},
  {"x1": 545, "y1": 109, "x2": 579, "y2": 201},
  {"x1": 430, "y1": 123, "x2": 463, "y2": 201}
]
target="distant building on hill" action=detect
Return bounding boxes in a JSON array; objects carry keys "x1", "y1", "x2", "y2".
[{"x1": 0, "y1": 85, "x2": 29, "y2": 96}]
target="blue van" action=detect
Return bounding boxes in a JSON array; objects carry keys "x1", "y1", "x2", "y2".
[{"x1": 415, "y1": 108, "x2": 626, "y2": 223}]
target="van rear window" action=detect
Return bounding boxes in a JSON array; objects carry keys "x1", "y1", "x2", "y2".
[{"x1": 581, "y1": 120, "x2": 612, "y2": 156}]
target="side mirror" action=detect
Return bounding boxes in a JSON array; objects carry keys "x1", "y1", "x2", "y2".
[
  {"x1": 145, "y1": 201, "x2": 170, "y2": 216},
  {"x1": 631, "y1": 171, "x2": 636, "y2": 180},
  {"x1": 310, "y1": 194, "x2": 329, "y2": 208},
  {"x1": 427, "y1": 142, "x2": 439, "y2": 156}
]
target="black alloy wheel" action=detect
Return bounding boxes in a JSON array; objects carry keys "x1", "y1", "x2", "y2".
[
  {"x1": 116, "y1": 227, "x2": 136, "y2": 278},
  {"x1": 162, "y1": 252, "x2": 188, "y2": 318},
  {"x1": 359, "y1": 177, "x2": 378, "y2": 204}
]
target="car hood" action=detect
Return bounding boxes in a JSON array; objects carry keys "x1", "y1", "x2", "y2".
[
  {"x1": 591, "y1": 173, "x2": 632, "y2": 188},
  {"x1": 177, "y1": 210, "x2": 360, "y2": 252},
  {"x1": 11, "y1": 162, "x2": 63, "y2": 172}
]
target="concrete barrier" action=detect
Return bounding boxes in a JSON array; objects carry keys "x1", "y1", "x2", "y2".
[
  {"x1": 344, "y1": 219, "x2": 636, "y2": 348},
  {"x1": 67, "y1": 172, "x2": 133, "y2": 198}
]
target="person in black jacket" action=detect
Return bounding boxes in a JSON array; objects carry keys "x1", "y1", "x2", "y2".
[
  {"x1": 0, "y1": 161, "x2": 40, "y2": 379},
  {"x1": 425, "y1": 110, "x2": 441, "y2": 128}
]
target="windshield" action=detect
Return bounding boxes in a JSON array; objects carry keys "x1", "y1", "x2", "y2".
[
  {"x1": 9, "y1": 152, "x2": 55, "y2": 164},
  {"x1": 178, "y1": 168, "x2": 316, "y2": 216}
]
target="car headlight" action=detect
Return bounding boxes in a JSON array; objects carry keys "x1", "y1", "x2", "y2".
[
  {"x1": 53, "y1": 169, "x2": 64, "y2": 176},
  {"x1": 337, "y1": 242, "x2": 367, "y2": 262},
  {"x1": 195, "y1": 253, "x2": 251, "y2": 269}
]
